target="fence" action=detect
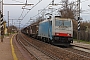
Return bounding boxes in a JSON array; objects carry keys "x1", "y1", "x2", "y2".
[{"x1": 73, "y1": 30, "x2": 90, "y2": 42}]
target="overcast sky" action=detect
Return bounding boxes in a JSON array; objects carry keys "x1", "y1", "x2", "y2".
[{"x1": 2, "y1": 0, "x2": 90, "y2": 28}]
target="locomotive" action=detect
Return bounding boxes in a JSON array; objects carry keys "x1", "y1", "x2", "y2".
[{"x1": 22, "y1": 15, "x2": 73, "y2": 46}]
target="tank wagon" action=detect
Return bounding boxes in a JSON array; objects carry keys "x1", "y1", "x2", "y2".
[{"x1": 22, "y1": 16, "x2": 73, "y2": 46}]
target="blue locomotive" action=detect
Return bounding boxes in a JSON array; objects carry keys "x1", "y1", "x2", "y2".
[
  {"x1": 38, "y1": 16, "x2": 73, "y2": 45},
  {"x1": 22, "y1": 16, "x2": 73, "y2": 46}
]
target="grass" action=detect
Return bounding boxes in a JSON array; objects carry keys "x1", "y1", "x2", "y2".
[
  {"x1": 74, "y1": 39, "x2": 90, "y2": 44},
  {"x1": 4, "y1": 34, "x2": 9, "y2": 36},
  {"x1": 2, "y1": 32, "x2": 16, "y2": 37},
  {"x1": 0, "y1": 33, "x2": 16, "y2": 39}
]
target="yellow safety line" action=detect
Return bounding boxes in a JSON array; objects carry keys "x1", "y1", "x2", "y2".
[{"x1": 10, "y1": 35, "x2": 18, "y2": 60}]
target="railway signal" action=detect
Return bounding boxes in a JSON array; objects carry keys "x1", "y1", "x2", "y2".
[
  {"x1": 0, "y1": 11, "x2": 4, "y2": 42},
  {"x1": 78, "y1": 17, "x2": 80, "y2": 31},
  {"x1": 77, "y1": 0, "x2": 80, "y2": 40}
]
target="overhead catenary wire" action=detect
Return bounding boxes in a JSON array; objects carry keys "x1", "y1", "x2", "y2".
[
  {"x1": 22, "y1": 0, "x2": 70, "y2": 28},
  {"x1": 21, "y1": 0, "x2": 42, "y2": 19},
  {"x1": 30, "y1": 0, "x2": 89, "y2": 19},
  {"x1": 16, "y1": 0, "x2": 42, "y2": 28},
  {"x1": 12, "y1": 0, "x2": 24, "y2": 3},
  {"x1": 18, "y1": 9, "x2": 24, "y2": 19},
  {"x1": 80, "y1": 0, "x2": 89, "y2": 3},
  {"x1": 22, "y1": 0, "x2": 90, "y2": 28},
  {"x1": 22, "y1": 1, "x2": 53, "y2": 28},
  {"x1": 81, "y1": 13, "x2": 90, "y2": 14},
  {"x1": 30, "y1": 3, "x2": 51, "y2": 19}
]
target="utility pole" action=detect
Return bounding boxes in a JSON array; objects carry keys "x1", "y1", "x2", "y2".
[
  {"x1": 2, "y1": 0, "x2": 3, "y2": 13},
  {"x1": 8, "y1": 12, "x2": 20, "y2": 35},
  {"x1": 19, "y1": 21, "x2": 20, "y2": 30},
  {"x1": 8, "y1": 11, "x2": 9, "y2": 35},
  {"x1": 9, "y1": 19, "x2": 22, "y2": 25},
  {"x1": 26, "y1": 0, "x2": 27, "y2": 4},
  {"x1": 15, "y1": 21, "x2": 21, "y2": 30},
  {"x1": 77, "y1": 0, "x2": 80, "y2": 40}
]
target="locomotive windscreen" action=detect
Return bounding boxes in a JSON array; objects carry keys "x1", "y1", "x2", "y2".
[{"x1": 55, "y1": 20, "x2": 71, "y2": 27}]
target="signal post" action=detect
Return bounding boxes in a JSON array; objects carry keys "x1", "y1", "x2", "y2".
[
  {"x1": 0, "y1": 0, "x2": 4, "y2": 42},
  {"x1": 0, "y1": 10, "x2": 4, "y2": 42}
]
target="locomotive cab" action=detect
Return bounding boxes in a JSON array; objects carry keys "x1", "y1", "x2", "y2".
[
  {"x1": 38, "y1": 15, "x2": 73, "y2": 46},
  {"x1": 52, "y1": 16, "x2": 73, "y2": 45}
]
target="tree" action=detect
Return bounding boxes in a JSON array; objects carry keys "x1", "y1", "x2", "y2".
[{"x1": 59, "y1": 0, "x2": 76, "y2": 19}]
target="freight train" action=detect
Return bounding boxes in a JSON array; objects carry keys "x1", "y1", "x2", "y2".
[{"x1": 22, "y1": 16, "x2": 73, "y2": 46}]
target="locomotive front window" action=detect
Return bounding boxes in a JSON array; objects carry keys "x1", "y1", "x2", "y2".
[
  {"x1": 64, "y1": 21, "x2": 71, "y2": 27},
  {"x1": 55, "y1": 20, "x2": 71, "y2": 27},
  {"x1": 55, "y1": 20, "x2": 63, "y2": 26}
]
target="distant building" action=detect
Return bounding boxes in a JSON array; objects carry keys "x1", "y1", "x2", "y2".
[{"x1": 3, "y1": 21, "x2": 7, "y2": 34}]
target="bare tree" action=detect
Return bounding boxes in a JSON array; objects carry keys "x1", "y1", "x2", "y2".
[{"x1": 59, "y1": 0, "x2": 76, "y2": 19}]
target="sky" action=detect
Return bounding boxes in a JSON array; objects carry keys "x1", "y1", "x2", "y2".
[{"x1": 2, "y1": 0, "x2": 90, "y2": 28}]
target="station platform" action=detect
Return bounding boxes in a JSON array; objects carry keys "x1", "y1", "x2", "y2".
[
  {"x1": 0, "y1": 35, "x2": 13, "y2": 60},
  {"x1": 0, "y1": 34, "x2": 26, "y2": 60},
  {"x1": 0, "y1": 34, "x2": 34, "y2": 60}
]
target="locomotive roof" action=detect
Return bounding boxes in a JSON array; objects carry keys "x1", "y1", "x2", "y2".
[{"x1": 55, "y1": 18, "x2": 72, "y2": 21}]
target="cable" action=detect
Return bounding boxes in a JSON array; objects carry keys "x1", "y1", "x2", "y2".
[
  {"x1": 22, "y1": 2, "x2": 52, "y2": 27},
  {"x1": 22, "y1": 0, "x2": 90, "y2": 28},
  {"x1": 22, "y1": 1, "x2": 64, "y2": 28},
  {"x1": 18, "y1": 0, "x2": 42, "y2": 27},
  {"x1": 18, "y1": 9, "x2": 24, "y2": 19},
  {"x1": 20, "y1": 0, "x2": 44, "y2": 27},
  {"x1": 69, "y1": 0, "x2": 89, "y2": 4},
  {"x1": 30, "y1": 0, "x2": 89, "y2": 19},
  {"x1": 12, "y1": 0, "x2": 24, "y2": 3},
  {"x1": 22, "y1": 0, "x2": 42, "y2": 19},
  {"x1": 22, "y1": 0, "x2": 89, "y2": 21},
  {"x1": 81, "y1": 0, "x2": 89, "y2": 3},
  {"x1": 30, "y1": 4, "x2": 50, "y2": 19},
  {"x1": 81, "y1": 12, "x2": 90, "y2": 15},
  {"x1": 17, "y1": 0, "x2": 42, "y2": 28},
  {"x1": 22, "y1": 0, "x2": 65, "y2": 27}
]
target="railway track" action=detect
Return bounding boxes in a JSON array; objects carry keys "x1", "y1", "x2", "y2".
[
  {"x1": 62, "y1": 45, "x2": 90, "y2": 58},
  {"x1": 16, "y1": 32, "x2": 90, "y2": 60},
  {"x1": 16, "y1": 33, "x2": 60, "y2": 60},
  {"x1": 63, "y1": 46, "x2": 90, "y2": 58},
  {"x1": 72, "y1": 45, "x2": 90, "y2": 53}
]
